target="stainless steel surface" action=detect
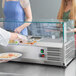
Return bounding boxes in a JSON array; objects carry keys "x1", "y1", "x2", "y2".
[
  {"x1": 0, "y1": 73, "x2": 24, "y2": 76},
  {"x1": 0, "y1": 38, "x2": 75, "y2": 67},
  {"x1": 0, "y1": 59, "x2": 75, "y2": 76},
  {"x1": 0, "y1": 45, "x2": 64, "y2": 66}
]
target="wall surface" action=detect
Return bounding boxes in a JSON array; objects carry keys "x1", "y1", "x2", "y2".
[{"x1": 30, "y1": 0, "x2": 61, "y2": 19}]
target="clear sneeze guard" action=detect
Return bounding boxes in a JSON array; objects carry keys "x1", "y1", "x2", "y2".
[{"x1": 0, "y1": 19, "x2": 75, "y2": 47}]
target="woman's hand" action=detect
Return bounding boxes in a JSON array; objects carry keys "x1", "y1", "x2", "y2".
[{"x1": 14, "y1": 26, "x2": 24, "y2": 34}]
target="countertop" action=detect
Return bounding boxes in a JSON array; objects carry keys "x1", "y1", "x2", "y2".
[{"x1": 0, "y1": 59, "x2": 75, "y2": 76}]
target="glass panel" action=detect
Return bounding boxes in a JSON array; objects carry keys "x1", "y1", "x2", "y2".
[
  {"x1": 0, "y1": 18, "x2": 75, "y2": 46},
  {"x1": 28, "y1": 22, "x2": 62, "y2": 38},
  {"x1": 0, "y1": 18, "x2": 63, "y2": 23},
  {"x1": 63, "y1": 20, "x2": 75, "y2": 43}
]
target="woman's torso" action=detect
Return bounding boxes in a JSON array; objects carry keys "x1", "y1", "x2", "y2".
[
  {"x1": 4, "y1": 0, "x2": 25, "y2": 21},
  {"x1": 3, "y1": 0, "x2": 28, "y2": 36},
  {"x1": 62, "y1": 3, "x2": 71, "y2": 20},
  {"x1": 62, "y1": 10, "x2": 70, "y2": 20}
]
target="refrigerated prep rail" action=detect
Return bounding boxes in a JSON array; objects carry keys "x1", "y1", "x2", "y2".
[{"x1": 0, "y1": 19, "x2": 75, "y2": 67}]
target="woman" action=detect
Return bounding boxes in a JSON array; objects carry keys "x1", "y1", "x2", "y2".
[
  {"x1": 57, "y1": 0, "x2": 76, "y2": 47},
  {"x1": 2, "y1": 0, "x2": 32, "y2": 35},
  {"x1": 57, "y1": 0, "x2": 75, "y2": 21}
]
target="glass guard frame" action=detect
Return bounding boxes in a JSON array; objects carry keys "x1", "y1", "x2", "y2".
[{"x1": 0, "y1": 18, "x2": 75, "y2": 44}]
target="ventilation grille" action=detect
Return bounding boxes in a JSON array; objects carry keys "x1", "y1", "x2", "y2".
[
  {"x1": 65, "y1": 41, "x2": 75, "y2": 56},
  {"x1": 66, "y1": 51, "x2": 74, "y2": 63},
  {"x1": 47, "y1": 48, "x2": 62, "y2": 62},
  {"x1": 47, "y1": 57, "x2": 61, "y2": 61},
  {"x1": 66, "y1": 41, "x2": 75, "y2": 49},
  {"x1": 66, "y1": 44, "x2": 75, "y2": 54},
  {"x1": 47, "y1": 48, "x2": 61, "y2": 52},
  {"x1": 47, "y1": 52, "x2": 60, "y2": 56},
  {"x1": 65, "y1": 40, "x2": 75, "y2": 63},
  {"x1": 66, "y1": 51, "x2": 74, "y2": 60}
]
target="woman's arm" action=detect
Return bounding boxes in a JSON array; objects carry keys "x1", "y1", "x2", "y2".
[
  {"x1": 2, "y1": 0, "x2": 5, "y2": 8},
  {"x1": 14, "y1": 3, "x2": 32, "y2": 33},
  {"x1": 21, "y1": 5, "x2": 32, "y2": 27}
]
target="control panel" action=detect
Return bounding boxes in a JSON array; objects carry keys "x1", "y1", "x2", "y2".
[{"x1": 39, "y1": 49, "x2": 45, "y2": 58}]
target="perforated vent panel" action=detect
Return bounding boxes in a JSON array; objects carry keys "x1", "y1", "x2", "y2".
[
  {"x1": 65, "y1": 40, "x2": 75, "y2": 63},
  {"x1": 46, "y1": 48, "x2": 62, "y2": 62}
]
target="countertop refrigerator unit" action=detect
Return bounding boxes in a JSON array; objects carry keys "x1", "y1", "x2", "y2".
[{"x1": 0, "y1": 19, "x2": 75, "y2": 67}]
